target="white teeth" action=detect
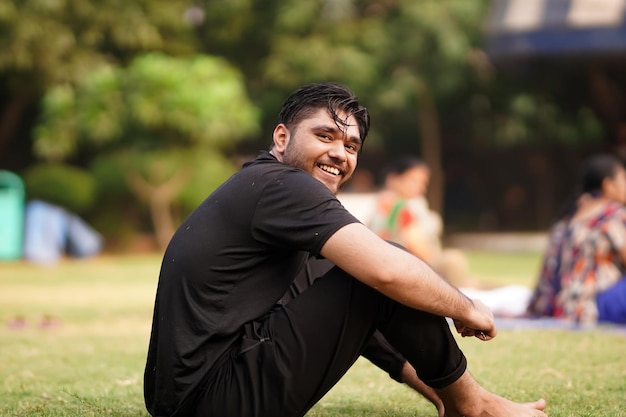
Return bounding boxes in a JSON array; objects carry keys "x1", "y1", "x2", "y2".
[{"x1": 320, "y1": 165, "x2": 340, "y2": 175}]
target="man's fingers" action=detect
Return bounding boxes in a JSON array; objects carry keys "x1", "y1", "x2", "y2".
[
  {"x1": 476, "y1": 330, "x2": 491, "y2": 341},
  {"x1": 453, "y1": 319, "x2": 496, "y2": 340}
]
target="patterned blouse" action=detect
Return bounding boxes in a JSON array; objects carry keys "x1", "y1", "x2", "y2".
[
  {"x1": 367, "y1": 192, "x2": 440, "y2": 250},
  {"x1": 527, "y1": 200, "x2": 626, "y2": 324}
]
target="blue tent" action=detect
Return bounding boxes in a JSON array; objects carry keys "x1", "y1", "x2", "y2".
[
  {"x1": 485, "y1": 0, "x2": 626, "y2": 61},
  {"x1": 23, "y1": 200, "x2": 103, "y2": 265}
]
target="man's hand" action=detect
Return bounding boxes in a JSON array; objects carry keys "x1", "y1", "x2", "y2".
[{"x1": 453, "y1": 299, "x2": 497, "y2": 341}]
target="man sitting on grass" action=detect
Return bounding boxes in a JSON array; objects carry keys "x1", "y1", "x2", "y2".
[
  {"x1": 144, "y1": 82, "x2": 548, "y2": 417},
  {"x1": 283, "y1": 253, "x2": 446, "y2": 417}
]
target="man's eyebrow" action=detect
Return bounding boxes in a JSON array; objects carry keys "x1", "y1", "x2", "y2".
[
  {"x1": 312, "y1": 124, "x2": 340, "y2": 134},
  {"x1": 349, "y1": 135, "x2": 363, "y2": 147},
  {"x1": 312, "y1": 124, "x2": 362, "y2": 146}
]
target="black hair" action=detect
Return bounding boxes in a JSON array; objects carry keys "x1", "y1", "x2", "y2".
[
  {"x1": 277, "y1": 82, "x2": 370, "y2": 145},
  {"x1": 556, "y1": 153, "x2": 624, "y2": 221},
  {"x1": 385, "y1": 155, "x2": 429, "y2": 176},
  {"x1": 375, "y1": 155, "x2": 428, "y2": 187},
  {"x1": 577, "y1": 153, "x2": 623, "y2": 195}
]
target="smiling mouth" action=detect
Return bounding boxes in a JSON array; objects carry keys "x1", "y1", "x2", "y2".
[{"x1": 319, "y1": 164, "x2": 341, "y2": 176}]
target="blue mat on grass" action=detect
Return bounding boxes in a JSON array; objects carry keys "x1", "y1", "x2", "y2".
[
  {"x1": 447, "y1": 316, "x2": 626, "y2": 335},
  {"x1": 494, "y1": 316, "x2": 626, "y2": 336}
]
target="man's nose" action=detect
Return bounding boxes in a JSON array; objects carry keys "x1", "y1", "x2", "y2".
[{"x1": 327, "y1": 140, "x2": 347, "y2": 161}]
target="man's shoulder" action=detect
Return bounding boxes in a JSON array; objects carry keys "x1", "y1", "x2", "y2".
[
  {"x1": 242, "y1": 151, "x2": 276, "y2": 167},
  {"x1": 241, "y1": 152, "x2": 323, "y2": 189},
  {"x1": 241, "y1": 152, "x2": 302, "y2": 177}
]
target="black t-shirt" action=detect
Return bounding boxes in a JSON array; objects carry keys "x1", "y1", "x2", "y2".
[{"x1": 144, "y1": 152, "x2": 360, "y2": 416}]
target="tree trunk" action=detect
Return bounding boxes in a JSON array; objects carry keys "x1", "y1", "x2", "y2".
[
  {"x1": 587, "y1": 66, "x2": 626, "y2": 150},
  {"x1": 0, "y1": 91, "x2": 35, "y2": 160},
  {"x1": 415, "y1": 81, "x2": 444, "y2": 215},
  {"x1": 127, "y1": 168, "x2": 189, "y2": 251}
]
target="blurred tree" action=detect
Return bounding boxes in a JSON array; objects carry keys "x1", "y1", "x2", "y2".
[
  {"x1": 22, "y1": 162, "x2": 97, "y2": 214},
  {"x1": 0, "y1": 0, "x2": 196, "y2": 166},
  {"x1": 194, "y1": 0, "x2": 605, "y2": 221},
  {"x1": 1, "y1": 0, "x2": 611, "y2": 239},
  {"x1": 34, "y1": 53, "x2": 260, "y2": 249},
  {"x1": 195, "y1": 0, "x2": 490, "y2": 212},
  {"x1": 469, "y1": 68, "x2": 605, "y2": 148}
]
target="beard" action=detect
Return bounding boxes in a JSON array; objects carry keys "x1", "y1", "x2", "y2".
[
  {"x1": 282, "y1": 141, "x2": 309, "y2": 173},
  {"x1": 282, "y1": 142, "x2": 346, "y2": 194}
]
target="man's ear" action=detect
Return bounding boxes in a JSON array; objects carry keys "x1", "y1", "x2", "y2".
[{"x1": 272, "y1": 124, "x2": 290, "y2": 157}]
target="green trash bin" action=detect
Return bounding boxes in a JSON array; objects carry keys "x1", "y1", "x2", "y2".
[{"x1": 0, "y1": 170, "x2": 25, "y2": 260}]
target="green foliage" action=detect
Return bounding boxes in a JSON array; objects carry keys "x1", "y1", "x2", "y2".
[
  {"x1": 263, "y1": 1, "x2": 488, "y2": 95},
  {"x1": 91, "y1": 147, "x2": 237, "y2": 214},
  {"x1": 195, "y1": 0, "x2": 603, "y2": 155},
  {"x1": 33, "y1": 52, "x2": 259, "y2": 246},
  {"x1": 125, "y1": 53, "x2": 259, "y2": 148},
  {"x1": 195, "y1": 0, "x2": 492, "y2": 155},
  {"x1": 176, "y1": 150, "x2": 239, "y2": 213},
  {"x1": 22, "y1": 163, "x2": 97, "y2": 214},
  {"x1": 0, "y1": 0, "x2": 195, "y2": 88},
  {"x1": 35, "y1": 53, "x2": 260, "y2": 160},
  {"x1": 89, "y1": 155, "x2": 133, "y2": 200},
  {"x1": 472, "y1": 93, "x2": 605, "y2": 147},
  {"x1": 2, "y1": 0, "x2": 619, "y2": 240},
  {"x1": 86, "y1": 148, "x2": 238, "y2": 244}
]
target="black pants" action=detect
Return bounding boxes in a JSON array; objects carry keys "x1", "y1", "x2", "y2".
[{"x1": 194, "y1": 264, "x2": 466, "y2": 417}]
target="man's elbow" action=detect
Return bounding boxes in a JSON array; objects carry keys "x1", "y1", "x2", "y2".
[{"x1": 364, "y1": 266, "x2": 399, "y2": 289}]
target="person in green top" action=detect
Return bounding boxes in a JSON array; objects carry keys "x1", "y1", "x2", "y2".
[{"x1": 368, "y1": 156, "x2": 473, "y2": 287}]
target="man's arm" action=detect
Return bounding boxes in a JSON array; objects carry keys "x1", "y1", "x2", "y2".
[{"x1": 320, "y1": 222, "x2": 496, "y2": 339}]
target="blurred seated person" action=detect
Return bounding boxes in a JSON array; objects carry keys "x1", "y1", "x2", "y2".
[
  {"x1": 368, "y1": 156, "x2": 467, "y2": 285},
  {"x1": 527, "y1": 153, "x2": 626, "y2": 325},
  {"x1": 368, "y1": 156, "x2": 530, "y2": 317}
]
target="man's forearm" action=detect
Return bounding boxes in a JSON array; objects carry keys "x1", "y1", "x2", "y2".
[{"x1": 321, "y1": 223, "x2": 494, "y2": 336}]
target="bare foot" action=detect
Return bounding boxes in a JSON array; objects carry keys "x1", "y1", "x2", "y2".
[
  {"x1": 450, "y1": 390, "x2": 547, "y2": 417},
  {"x1": 436, "y1": 371, "x2": 547, "y2": 417}
]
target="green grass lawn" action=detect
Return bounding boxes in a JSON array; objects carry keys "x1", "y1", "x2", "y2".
[
  {"x1": 464, "y1": 250, "x2": 543, "y2": 286},
  {"x1": 1, "y1": 252, "x2": 624, "y2": 417}
]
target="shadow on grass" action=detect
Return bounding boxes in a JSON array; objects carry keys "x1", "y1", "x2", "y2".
[{"x1": 307, "y1": 403, "x2": 432, "y2": 417}]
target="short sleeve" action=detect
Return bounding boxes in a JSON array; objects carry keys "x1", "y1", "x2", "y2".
[{"x1": 251, "y1": 170, "x2": 360, "y2": 255}]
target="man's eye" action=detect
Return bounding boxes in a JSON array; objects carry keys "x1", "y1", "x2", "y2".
[{"x1": 345, "y1": 144, "x2": 359, "y2": 153}]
